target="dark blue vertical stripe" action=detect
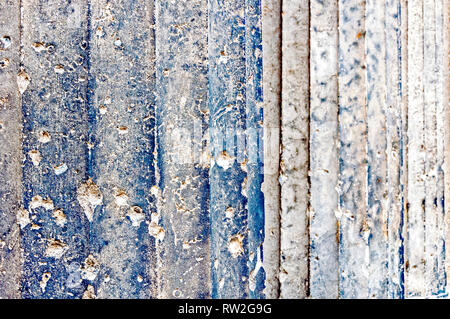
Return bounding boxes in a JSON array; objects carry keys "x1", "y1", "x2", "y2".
[
  {"x1": 245, "y1": 0, "x2": 265, "y2": 299},
  {"x1": 20, "y1": 0, "x2": 91, "y2": 299},
  {"x1": 209, "y1": 0, "x2": 249, "y2": 298},
  {"x1": 87, "y1": 0, "x2": 156, "y2": 298}
]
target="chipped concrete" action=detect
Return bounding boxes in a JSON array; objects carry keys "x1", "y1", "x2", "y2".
[
  {"x1": 0, "y1": 0, "x2": 448, "y2": 300},
  {"x1": 17, "y1": 70, "x2": 30, "y2": 94},
  {"x1": 76, "y1": 179, "x2": 103, "y2": 222},
  {"x1": 44, "y1": 239, "x2": 68, "y2": 259}
]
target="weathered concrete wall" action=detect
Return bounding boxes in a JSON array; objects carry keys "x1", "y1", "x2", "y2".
[
  {"x1": 309, "y1": 0, "x2": 339, "y2": 299},
  {"x1": 261, "y1": 0, "x2": 281, "y2": 299},
  {"x1": 20, "y1": 0, "x2": 91, "y2": 298},
  {"x1": 279, "y1": 0, "x2": 310, "y2": 299},
  {"x1": 155, "y1": 0, "x2": 210, "y2": 299},
  {"x1": 0, "y1": 0, "x2": 448, "y2": 299},
  {"x1": 0, "y1": 0, "x2": 22, "y2": 299}
]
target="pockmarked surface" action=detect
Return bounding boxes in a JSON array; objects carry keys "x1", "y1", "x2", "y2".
[{"x1": 0, "y1": 0, "x2": 448, "y2": 299}]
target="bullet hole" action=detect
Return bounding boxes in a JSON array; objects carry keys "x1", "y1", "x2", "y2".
[
  {"x1": 114, "y1": 189, "x2": 129, "y2": 206},
  {"x1": 0, "y1": 57, "x2": 10, "y2": 68},
  {"x1": 225, "y1": 207, "x2": 235, "y2": 219},
  {"x1": 96, "y1": 26, "x2": 104, "y2": 37},
  {"x1": 172, "y1": 289, "x2": 183, "y2": 298},
  {"x1": 118, "y1": 126, "x2": 128, "y2": 134},
  {"x1": 228, "y1": 233, "x2": 244, "y2": 257},
  {"x1": 104, "y1": 96, "x2": 112, "y2": 104},
  {"x1": 44, "y1": 238, "x2": 68, "y2": 259},
  {"x1": 75, "y1": 55, "x2": 84, "y2": 65},
  {"x1": 28, "y1": 150, "x2": 42, "y2": 166},
  {"x1": 17, "y1": 70, "x2": 30, "y2": 94},
  {"x1": 53, "y1": 163, "x2": 68, "y2": 175},
  {"x1": 77, "y1": 179, "x2": 103, "y2": 222},
  {"x1": 52, "y1": 209, "x2": 67, "y2": 227},
  {"x1": 46, "y1": 44, "x2": 56, "y2": 54},
  {"x1": 82, "y1": 285, "x2": 96, "y2": 299},
  {"x1": 81, "y1": 254, "x2": 100, "y2": 281},
  {"x1": 79, "y1": 40, "x2": 88, "y2": 50},
  {"x1": 148, "y1": 222, "x2": 165, "y2": 241},
  {"x1": 38, "y1": 130, "x2": 51, "y2": 143},
  {"x1": 54, "y1": 64, "x2": 65, "y2": 74},
  {"x1": 216, "y1": 151, "x2": 235, "y2": 170},
  {"x1": 32, "y1": 42, "x2": 47, "y2": 53},
  {"x1": 0, "y1": 36, "x2": 11, "y2": 50},
  {"x1": 114, "y1": 38, "x2": 122, "y2": 47},
  {"x1": 40, "y1": 272, "x2": 51, "y2": 292},
  {"x1": 99, "y1": 105, "x2": 107, "y2": 114},
  {"x1": 126, "y1": 206, "x2": 145, "y2": 227}
]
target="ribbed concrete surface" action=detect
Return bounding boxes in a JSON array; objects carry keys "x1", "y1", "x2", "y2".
[{"x1": 0, "y1": 0, "x2": 448, "y2": 299}]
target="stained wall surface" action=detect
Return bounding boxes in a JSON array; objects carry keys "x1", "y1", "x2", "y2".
[{"x1": 0, "y1": 0, "x2": 448, "y2": 299}]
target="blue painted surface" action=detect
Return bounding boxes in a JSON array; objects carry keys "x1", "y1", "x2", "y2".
[
  {"x1": 155, "y1": 0, "x2": 211, "y2": 298},
  {"x1": 87, "y1": 0, "x2": 156, "y2": 298},
  {"x1": 385, "y1": 0, "x2": 405, "y2": 298},
  {"x1": 20, "y1": 1, "x2": 91, "y2": 299},
  {"x1": 245, "y1": 0, "x2": 265, "y2": 299},
  {"x1": 209, "y1": 0, "x2": 249, "y2": 299}
]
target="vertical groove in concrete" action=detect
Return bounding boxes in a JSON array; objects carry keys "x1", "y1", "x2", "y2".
[
  {"x1": 155, "y1": 0, "x2": 210, "y2": 299},
  {"x1": 280, "y1": 0, "x2": 310, "y2": 299},
  {"x1": 406, "y1": 0, "x2": 426, "y2": 297},
  {"x1": 337, "y1": 0, "x2": 368, "y2": 299},
  {"x1": 0, "y1": 0, "x2": 22, "y2": 299},
  {"x1": 309, "y1": 0, "x2": 339, "y2": 299},
  {"x1": 88, "y1": 0, "x2": 156, "y2": 298},
  {"x1": 435, "y1": 0, "x2": 448, "y2": 297},
  {"x1": 434, "y1": 0, "x2": 447, "y2": 296},
  {"x1": 423, "y1": 1, "x2": 438, "y2": 296},
  {"x1": 365, "y1": 0, "x2": 389, "y2": 298},
  {"x1": 0, "y1": 0, "x2": 448, "y2": 300},
  {"x1": 245, "y1": 0, "x2": 265, "y2": 299},
  {"x1": 20, "y1": 0, "x2": 90, "y2": 298},
  {"x1": 444, "y1": 0, "x2": 450, "y2": 295},
  {"x1": 422, "y1": 0, "x2": 446, "y2": 296},
  {"x1": 385, "y1": 0, "x2": 407, "y2": 299},
  {"x1": 261, "y1": 0, "x2": 281, "y2": 299},
  {"x1": 209, "y1": 0, "x2": 249, "y2": 298}
]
